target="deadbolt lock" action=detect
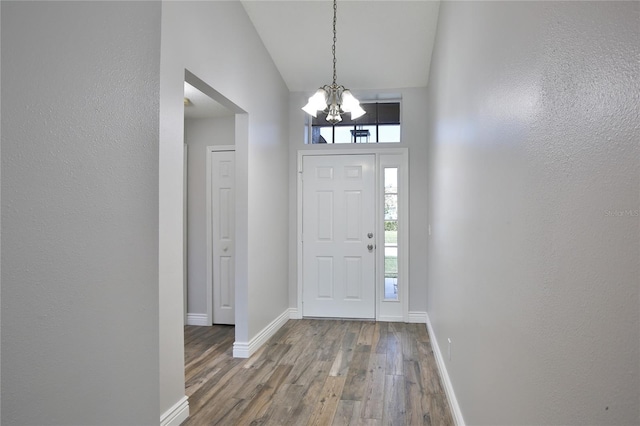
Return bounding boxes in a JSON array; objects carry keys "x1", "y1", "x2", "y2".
[{"x1": 367, "y1": 232, "x2": 373, "y2": 239}]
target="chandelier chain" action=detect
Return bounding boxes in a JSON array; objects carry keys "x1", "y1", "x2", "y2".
[
  {"x1": 302, "y1": 0, "x2": 364, "y2": 125},
  {"x1": 332, "y1": 0, "x2": 337, "y2": 85}
]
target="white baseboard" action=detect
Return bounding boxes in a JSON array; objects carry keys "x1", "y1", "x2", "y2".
[
  {"x1": 408, "y1": 311, "x2": 428, "y2": 323},
  {"x1": 233, "y1": 308, "x2": 290, "y2": 358},
  {"x1": 290, "y1": 309, "x2": 422, "y2": 323},
  {"x1": 160, "y1": 395, "x2": 189, "y2": 426},
  {"x1": 186, "y1": 313, "x2": 209, "y2": 326},
  {"x1": 426, "y1": 314, "x2": 465, "y2": 426},
  {"x1": 378, "y1": 314, "x2": 404, "y2": 322},
  {"x1": 288, "y1": 307, "x2": 302, "y2": 319}
]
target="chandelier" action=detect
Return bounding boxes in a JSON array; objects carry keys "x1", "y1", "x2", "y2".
[{"x1": 302, "y1": 0, "x2": 366, "y2": 124}]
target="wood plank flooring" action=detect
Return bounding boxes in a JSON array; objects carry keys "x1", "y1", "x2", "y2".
[{"x1": 183, "y1": 319, "x2": 454, "y2": 425}]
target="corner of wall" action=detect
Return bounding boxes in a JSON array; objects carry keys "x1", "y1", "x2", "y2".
[
  {"x1": 407, "y1": 311, "x2": 428, "y2": 323},
  {"x1": 186, "y1": 313, "x2": 209, "y2": 326},
  {"x1": 426, "y1": 314, "x2": 465, "y2": 426},
  {"x1": 233, "y1": 308, "x2": 291, "y2": 358},
  {"x1": 160, "y1": 396, "x2": 189, "y2": 426}
]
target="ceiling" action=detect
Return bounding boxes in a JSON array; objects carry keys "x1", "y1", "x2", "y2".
[
  {"x1": 241, "y1": 0, "x2": 441, "y2": 93},
  {"x1": 184, "y1": 81, "x2": 235, "y2": 119}
]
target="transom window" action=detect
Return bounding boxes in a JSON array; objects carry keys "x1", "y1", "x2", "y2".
[{"x1": 308, "y1": 102, "x2": 401, "y2": 144}]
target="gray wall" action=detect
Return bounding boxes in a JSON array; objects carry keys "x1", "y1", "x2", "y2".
[
  {"x1": 426, "y1": 1, "x2": 639, "y2": 424},
  {"x1": 1, "y1": 2, "x2": 160, "y2": 424},
  {"x1": 160, "y1": 1, "x2": 290, "y2": 415},
  {"x1": 185, "y1": 116, "x2": 235, "y2": 315}
]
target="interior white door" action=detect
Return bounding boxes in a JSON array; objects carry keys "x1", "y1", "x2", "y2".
[
  {"x1": 302, "y1": 154, "x2": 376, "y2": 319},
  {"x1": 211, "y1": 150, "x2": 235, "y2": 325}
]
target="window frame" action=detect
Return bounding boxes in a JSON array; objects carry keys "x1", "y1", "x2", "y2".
[{"x1": 306, "y1": 100, "x2": 402, "y2": 144}]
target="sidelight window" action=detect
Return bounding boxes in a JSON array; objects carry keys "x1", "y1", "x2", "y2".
[{"x1": 383, "y1": 167, "x2": 399, "y2": 301}]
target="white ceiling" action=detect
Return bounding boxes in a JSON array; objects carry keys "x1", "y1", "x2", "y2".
[
  {"x1": 241, "y1": 0, "x2": 441, "y2": 93},
  {"x1": 184, "y1": 81, "x2": 235, "y2": 119}
]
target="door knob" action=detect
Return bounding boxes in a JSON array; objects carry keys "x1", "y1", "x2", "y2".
[{"x1": 367, "y1": 244, "x2": 374, "y2": 251}]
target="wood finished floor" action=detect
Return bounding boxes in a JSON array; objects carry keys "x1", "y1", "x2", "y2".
[{"x1": 183, "y1": 319, "x2": 454, "y2": 425}]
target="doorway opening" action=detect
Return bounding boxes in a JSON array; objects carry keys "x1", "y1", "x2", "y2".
[
  {"x1": 182, "y1": 70, "x2": 246, "y2": 327},
  {"x1": 181, "y1": 70, "x2": 249, "y2": 410},
  {"x1": 183, "y1": 75, "x2": 234, "y2": 326}
]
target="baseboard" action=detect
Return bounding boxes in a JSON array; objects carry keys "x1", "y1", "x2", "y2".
[
  {"x1": 425, "y1": 314, "x2": 465, "y2": 426},
  {"x1": 288, "y1": 307, "x2": 302, "y2": 319},
  {"x1": 160, "y1": 395, "x2": 189, "y2": 426},
  {"x1": 377, "y1": 314, "x2": 404, "y2": 322},
  {"x1": 408, "y1": 311, "x2": 428, "y2": 323},
  {"x1": 186, "y1": 313, "x2": 209, "y2": 326},
  {"x1": 233, "y1": 308, "x2": 290, "y2": 358},
  {"x1": 292, "y1": 309, "x2": 421, "y2": 323}
]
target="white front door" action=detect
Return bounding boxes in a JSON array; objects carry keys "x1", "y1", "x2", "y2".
[
  {"x1": 211, "y1": 150, "x2": 235, "y2": 325},
  {"x1": 302, "y1": 154, "x2": 376, "y2": 319}
]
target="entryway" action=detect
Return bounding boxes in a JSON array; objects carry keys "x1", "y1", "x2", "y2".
[{"x1": 298, "y1": 149, "x2": 409, "y2": 322}]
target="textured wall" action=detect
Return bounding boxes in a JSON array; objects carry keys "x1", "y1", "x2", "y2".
[
  {"x1": 427, "y1": 1, "x2": 639, "y2": 424},
  {"x1": 185, "y1": 116, "x2": 235, "y2": 315},
  {"x1": 1, "y1": 2, "x2": 160, "y2": 424}
]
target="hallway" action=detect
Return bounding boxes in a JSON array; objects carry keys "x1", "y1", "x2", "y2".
[{"x1": 184, "y1": 320, "x2": 453, "y2": 425}]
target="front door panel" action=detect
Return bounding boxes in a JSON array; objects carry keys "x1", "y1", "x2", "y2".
[{"x1": 302, "y1": 154, "x2": 376, "y2": 318}]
